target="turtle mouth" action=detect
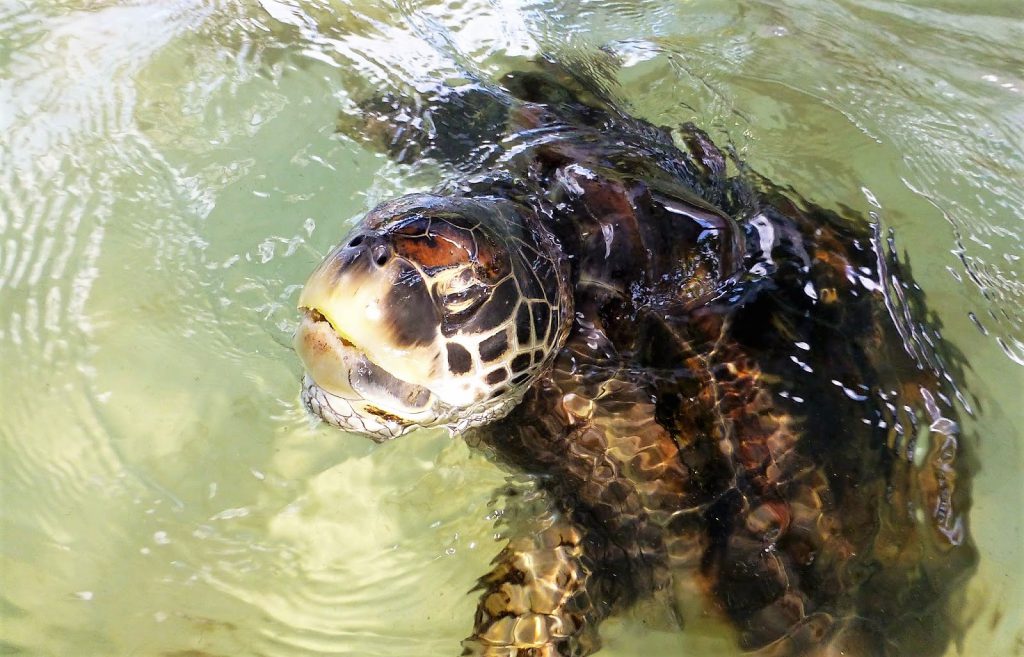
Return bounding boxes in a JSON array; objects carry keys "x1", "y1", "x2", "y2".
[
  {"x1": 294, "y1": 307, "x2": 437, "y2": 438},
  {"x1": 304, "y1": 308, "x2": 356, "y2": 348}
]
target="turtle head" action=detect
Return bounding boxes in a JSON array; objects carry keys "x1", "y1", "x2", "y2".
[{"x1": 295, "y1": 193, "x2": 570, "y2": 441}]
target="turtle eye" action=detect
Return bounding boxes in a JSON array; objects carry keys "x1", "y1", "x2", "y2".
[
  {"x1": 438, "y1": 269, "x2": 487, "y2": 314},
  {"x1": 443, "y1": 286, "x2": 486, "y2": 314}
]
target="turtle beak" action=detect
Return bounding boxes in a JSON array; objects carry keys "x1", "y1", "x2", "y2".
[
  {"x1": 293, "y1": 308, "x2": 362, "y2": 398},
  {"x1": 294, "y1": 234, "x2": 441, "y2": 398},
  {"x1": 296, "y1": 252, "x2": 387, "y2": 358},
  {"x1": 294, "y1": 243, "x2": 439, "y2": 433}
]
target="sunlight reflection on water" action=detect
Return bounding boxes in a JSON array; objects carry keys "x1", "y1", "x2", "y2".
[{"x1": 1, "y1": 1, "x2": 1021, "y2": 655}]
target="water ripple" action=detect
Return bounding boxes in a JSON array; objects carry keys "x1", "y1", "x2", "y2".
[{"x1": 2, "y1": 1, "x2": 1022, "y2": 656}]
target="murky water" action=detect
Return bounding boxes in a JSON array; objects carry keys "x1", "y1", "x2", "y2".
[{"x1": 1, "y1": 1, "x2": 1021, "y2": 656}]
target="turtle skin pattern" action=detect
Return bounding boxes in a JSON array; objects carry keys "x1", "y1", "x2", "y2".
[{"x1": 339, "y1": 66, "x2": 975, "y2": 656}]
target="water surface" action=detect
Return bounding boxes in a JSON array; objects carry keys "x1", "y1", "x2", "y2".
[{"x1": 1, "y1": 1, "x2": 1021, "y2": 655}]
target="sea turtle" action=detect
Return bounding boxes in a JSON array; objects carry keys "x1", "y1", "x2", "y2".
[{"x1": 292, "y1": 64, "x2": 975, "y2": 656}]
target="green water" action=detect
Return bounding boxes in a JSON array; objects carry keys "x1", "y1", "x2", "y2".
[{"x1": 1, "y1": 1, "x2": 1021, "y2": 656}]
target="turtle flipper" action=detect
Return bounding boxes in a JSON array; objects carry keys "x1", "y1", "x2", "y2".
[
  {"x1": 463, "y1": 312, "x2": 693, "y2": 656},
  {"x1": 337, "y1": 82, "x2": 513, "y2": 166},
  {"x1": 337, "y1": 59, "x2": 644, "y2": 171},
  {"x1": 461, "y1": 511, "x2": 601, "y2": 657}
]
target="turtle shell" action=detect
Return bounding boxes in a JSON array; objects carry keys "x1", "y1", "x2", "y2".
[{"x1": 457, "y1": 68, "x2": 975, "y2": 657}]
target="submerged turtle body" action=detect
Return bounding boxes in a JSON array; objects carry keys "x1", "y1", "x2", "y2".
[{"x1": 294, "y1": 66, "x2": 974, "y2": 656}]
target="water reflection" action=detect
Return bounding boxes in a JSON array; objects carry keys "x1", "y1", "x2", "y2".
[{"x1": 1, "y1": 0, "x2": 1021, "y2": 656}]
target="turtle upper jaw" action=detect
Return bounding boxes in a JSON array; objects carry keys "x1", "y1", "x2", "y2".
[{"x1": 293, "y1": 308, "x2": 365, "y2": 399}]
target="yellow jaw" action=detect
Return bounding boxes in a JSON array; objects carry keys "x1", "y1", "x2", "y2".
[{"x1": 296, "y1": 256, "x2": 440, "y2": 389}]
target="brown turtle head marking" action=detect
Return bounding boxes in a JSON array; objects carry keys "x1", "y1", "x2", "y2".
[{"x1": 295, "y1": 193, "x2": 571, "y2": 440}]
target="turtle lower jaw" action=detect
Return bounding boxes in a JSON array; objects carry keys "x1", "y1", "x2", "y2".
[
  {"x1": 300, "y1": 375, "x2": 417, "y2": 441},
  {"x1": 294, "y1": 310, "x2": 439, "y2": 439}
]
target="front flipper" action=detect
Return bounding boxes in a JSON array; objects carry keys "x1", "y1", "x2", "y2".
[
  {"x1": 335, "y1": 60, "x2": 644, "y2": 173},
  {"x1": 336, "y1": 68, "x2": 612, "y2": 173},
  {"x1": 337, "y1": 82, "x2": 514, "y2": 167},
  {"x1": 461, "y1": 501, "x2": 601, "y2": 657},
  {"x1": 462, "y1": 317, "x2": 700, "y2": 656}
]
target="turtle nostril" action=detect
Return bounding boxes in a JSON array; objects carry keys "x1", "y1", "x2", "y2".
[
  {"x1": 348, "y1": 234, "x2": 365, "y2": 248},
  {"x1": 372, "y1": 245, "x2": 390, "y2": 267}
]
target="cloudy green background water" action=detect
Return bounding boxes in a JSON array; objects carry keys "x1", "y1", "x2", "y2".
[{"x1": 1, "y1": 1, "x2": 1021, "y2": 655}]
